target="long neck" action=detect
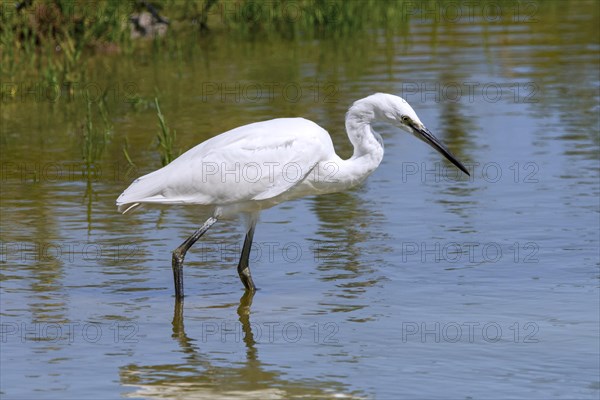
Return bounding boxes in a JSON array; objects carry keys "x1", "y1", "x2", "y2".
[
  {"x1": 345, "y1": 113, "x2": 384, "y2": 159},
  {"x1": 306, "y1": 105, "x2": 385, "y2": 194},
  {"x1": 332, "y1": 106, "x2": 385, "y2": 185}
]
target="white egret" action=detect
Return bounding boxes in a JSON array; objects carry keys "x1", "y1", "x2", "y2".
[{"x1": 117, "y1": 93, "x2": 470, "y2": 299}]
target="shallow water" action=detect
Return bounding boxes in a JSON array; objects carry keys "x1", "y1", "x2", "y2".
[{"x1": 1, "y1": 2, "x2": 599, "y2": 399}]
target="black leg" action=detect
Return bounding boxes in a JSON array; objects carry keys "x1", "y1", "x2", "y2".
[
  {"x1": 172, "y1": 216, "x2": 217, "y2": 299},
  {"x1": 237, "y1": 223, "x2": 257, "y2": 291}
]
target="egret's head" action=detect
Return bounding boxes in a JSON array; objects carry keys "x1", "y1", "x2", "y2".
[
  {"x1": 352, "y1": 93, "x2": 470, "y2": 176},
  {"x1": 363, "y1": 93, "x2": 422, "y2": 132}
]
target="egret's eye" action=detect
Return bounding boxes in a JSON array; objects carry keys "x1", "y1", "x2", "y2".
[{"x1": 401, "y1": 115, "x2": 410, "y2": 124}]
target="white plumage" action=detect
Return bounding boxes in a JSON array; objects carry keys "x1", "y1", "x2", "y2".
[
  {"x1": 117, "y1": 93, "x2": 469, "y2": 298},
  {"x1": 117, "y1": 118, "x2": 340, "y2": 215}
]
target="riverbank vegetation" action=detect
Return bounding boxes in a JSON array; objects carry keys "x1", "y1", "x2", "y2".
[{"x1": 1, "y1": 0, "x2": 409, "y2": 81}]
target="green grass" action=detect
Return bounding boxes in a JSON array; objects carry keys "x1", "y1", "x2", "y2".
[
  {"x1": 1, "y1": 0, "x2": 133, "y2": 81},
  {"x1": 1, "y1": 0, "x2": 415, "y2": 81},
  {"x1": 2, "y1": 0, "x2": 575, "y2": 83},
  {"x1": 81, "y1": 90, "x2": 113, "y2": 169},
  {"x1": 154, "y1": 97, "x2": 178, "y2": 166},
  {"x1": 208, "y1": 0, "x2": 409, "y2": 39}
]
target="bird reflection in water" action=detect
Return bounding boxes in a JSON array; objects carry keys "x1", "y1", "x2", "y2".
[{"x1": 120, "y1": 294, "x2": 359, "y2": 399}]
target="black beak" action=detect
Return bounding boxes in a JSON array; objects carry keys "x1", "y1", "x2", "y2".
[{"x1": 413, "y1": 124, "x2": 470, "y2": 176}]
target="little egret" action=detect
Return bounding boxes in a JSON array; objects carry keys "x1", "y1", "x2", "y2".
[{"x1": 117, "y1": 93, "x2": 470, "y2": 299}]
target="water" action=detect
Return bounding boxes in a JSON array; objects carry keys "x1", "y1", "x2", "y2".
[{"x1": 1, "y1": 3, "x2": 599, "y2": 399}]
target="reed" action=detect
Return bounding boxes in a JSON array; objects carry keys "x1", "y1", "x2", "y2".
[
  {"x1": 154, "y1": 97, "x2": 178, "y2": 166},
  {"x1": 81, "y1": 90, "x2": 113, "y2": 168}
]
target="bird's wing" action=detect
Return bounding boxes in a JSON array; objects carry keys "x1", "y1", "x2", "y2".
[{"x1": 116, "y1": 118, "x2": 333, "y2": 210}]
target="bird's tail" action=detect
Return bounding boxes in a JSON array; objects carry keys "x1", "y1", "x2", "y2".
[{"x1": 116, "y1": 168, "x2": 168, "y2": 214}]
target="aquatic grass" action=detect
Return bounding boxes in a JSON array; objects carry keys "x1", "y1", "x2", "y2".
[
  {"x1": 3, "y1": 0, "x2": 575, "y2": 83},
  {"x1": 98, "y1": 92, "x2": 114, "y2": 135},
  {"x1": 1, "y1": 0, "x2": 133, "y2": 81},
  {"x1": 122, "y1": 137, "x2": 136, "y2": 168},
  {"x1": 201, "y1": 0, "x2": 414, "y2": 39},
  {"x1": 154, "y1": 97, "x2": 178, "y2": 166},
  {"x1": 0, "y1": 0, "x2": 416, "y2": 80},
  {"x1": 81, "y1": 90, "x2": 114, "y2": 170},
  {"x1": 83, "y1": 91, "x2": 97, "y2": 168},
  {"x1": 121, "y1": 135, "x2": 138, "y2": 187},
  {"x1": 80, "y1": 88, "x2": 115, "y2": 227}
]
